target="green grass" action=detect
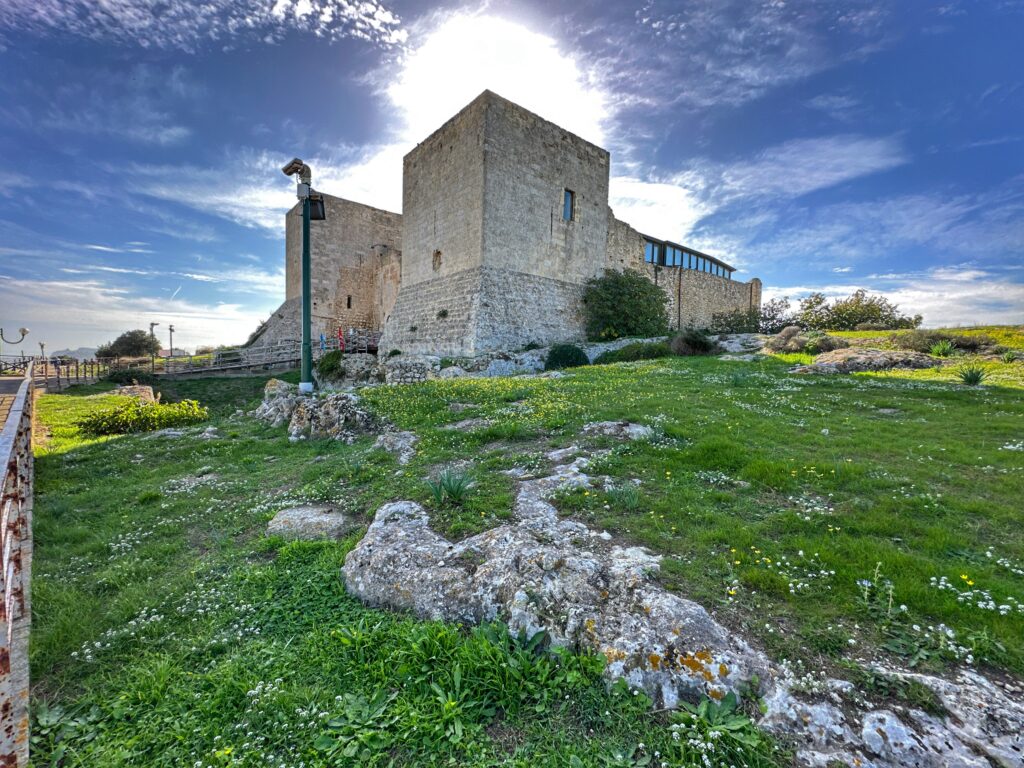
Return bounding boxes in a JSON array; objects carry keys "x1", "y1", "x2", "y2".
[
  {"x1": 30, "y1": 354, "x2": 1024, "y2": 765},
  {"x1": 830, "y1": 324, "x2": 1024, "y2": 349}
]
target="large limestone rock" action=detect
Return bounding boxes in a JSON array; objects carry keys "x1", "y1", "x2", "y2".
[
  {"x1": 341, "y1": 442, "x2": 1024, "y2": 767},
  {"x1": 792, "y1": 348, "x2": 938, "y2": 374},
  {"x1": 373, "y1": 431, "x2": 418, "y2": 465},
  {"x1": 267, "y1": 505, "x2": 355, "y2": 540},
  {"x1": 250, "y1": 379, "x2": 385, "y2": 442}
]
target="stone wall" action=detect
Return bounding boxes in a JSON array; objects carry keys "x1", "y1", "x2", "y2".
[
  {"x1": 378, "y1": 268, "x2": 481, "y2": 356},
  {"x1": 401, "y1": 96, "x2": 487, "y2": 288},
  {"x1": 645, "y1": 265, "x2": 762, "y2": 330},
  {"x1": 284, "y1": 194, "x2": 402, "y2": 335}
]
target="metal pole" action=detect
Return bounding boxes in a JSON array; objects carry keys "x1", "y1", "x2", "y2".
[{"x1": 299, "y1": 195, "x2": 313, "y2": 393}]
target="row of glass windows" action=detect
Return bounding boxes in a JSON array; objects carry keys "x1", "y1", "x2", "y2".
[{"x1": 643, "y1": 240, "x2": 733, "y2": 278}]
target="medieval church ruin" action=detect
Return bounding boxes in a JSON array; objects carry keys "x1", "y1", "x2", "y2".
[{"x1": 251, "y1": 91, "x2": 761, "y2": 357}]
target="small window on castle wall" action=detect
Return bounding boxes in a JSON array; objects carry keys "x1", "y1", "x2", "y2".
[
  {"x1": 563, "y1": 189, "x2": 575, "y2": 221},
  {"x1": 432, "y1": 250, "x2": 442, "y2": 271},
  {"x1": 346, "y1": 295, "x2": 352, "y2": 309}
]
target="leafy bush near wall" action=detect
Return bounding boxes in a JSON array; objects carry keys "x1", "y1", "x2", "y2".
[
  {"x1": 709, "y1": 298, "x2": 795, "y2": 335},
  {"x1": 316, "y1": 350, "x2": 345, "y2": 379},
  {"x1": 669, "y1": 329, "x2": 721, "y2": 356},
  {"x1": 77, "y1": 399, "x2": 208, "y2": 436},
  {"x1": 544, "y1": 344, "x2": 589, "y2": 371},
  {"x1": 582, "y1": 269, "x2": 668, "y2": 341},
  {"x1": 594, "y1": 342, "x2": 671, "y2": 364}
]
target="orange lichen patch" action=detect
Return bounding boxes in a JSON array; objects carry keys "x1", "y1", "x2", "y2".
[
  {"x1": 708, "y1": 687, "x2": 725, "y2": 700},
  {"x1": 600, "y1": 590, "x2": 609, "y2": 600},
  {"x1": 585, "y1": 618, "x2": 597, "y2": 633},
  {"x1": 648, "y1": 653, "x2": 662, "y2": 670},
  {"x1": 604, "y1": 647, "x2": 627, "y2": 663},
  {"x1": 695, "y1": 649, "x2": 713, "y2": 663},
  {"x1": 671, "y1": 628, "x2": 680, "y2": 636},
  {"x1": 718, "y1": 663, "x2": 729, "y2": 679}
]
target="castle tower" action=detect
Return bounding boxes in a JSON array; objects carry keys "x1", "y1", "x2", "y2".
[{"x1": 379, "y1": 91, "x2": 611, "y2": 357}]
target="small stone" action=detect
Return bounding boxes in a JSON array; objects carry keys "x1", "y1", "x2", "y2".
[{"x1": 267, "y1": 505, "x2": 355, "y2": 540}]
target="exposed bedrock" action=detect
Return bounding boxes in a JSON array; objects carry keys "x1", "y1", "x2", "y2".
[{"x1": 341, "y1": 427, "x2": 1024, "y2": 767}]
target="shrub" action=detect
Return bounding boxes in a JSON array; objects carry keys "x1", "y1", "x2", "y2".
[
  {"x1": 893, "y1": 330, "x2": 950, "y2": 353},
  {"x1": 765, "y1": 326, "x2": 848, "y2": 355},
  {"x1": 1001, "y1": 350, "x2": 1018, "y2": 363},
  {"x1": 956, "y1": 365, "x2": 987, "y2": 386},
  {"x1": 948, "y1": 333, "x2": 996, "y2": 353},
  {"x1": 77, "y1": 399, "x2": 208, "y2": 436},
  {"x1": 797, "y1": 290, "x2": 921, "y2": 331},
  {"x1": 316, "y1": 350, "x2": 345, "y2": 378},
  {"x1": 709, "y1": 297, "x2": 795, "y2": 335},
  {"x1": 854, "y1": 322, "x2": 890, "y2": 331},
  {"x1": 387, "y1": 349, "x2": 402, "y2": 358},
  {"x1": 593, "y1": 342, "x2": 671, "y2": 364},
  {"x1": 669, "y1": 328, "x2": 720, "y2": 356},
  {"x1": 930, "y1": 340, "x2": 955, "y2": 358},
  {"x1": 95, "y1": 329, "x2": 162, "y2": 358},
  {"x1": 103, "y1": 369, "x2": 158, "y2": 386},
  {"x1": 544, "y1": 344, "x2": 589, "y2": 370},
  {"x1": 582, "y1": 269, "x2": 668, "y2": 341}
]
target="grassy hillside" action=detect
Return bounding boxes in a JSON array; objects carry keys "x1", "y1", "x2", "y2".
[{"x1": 29, "y1": 353, "x2": 1024, "y2": 765}]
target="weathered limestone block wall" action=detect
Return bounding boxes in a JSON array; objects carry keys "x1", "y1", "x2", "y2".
[
  {"x1": 285, "y1": 194, "x2": 402, "y2": 334},
  {"x1": 379, "y1": 269, "x2": 481, "y2": 356},
  {"x1": 481, "y1": 93, "x2": 610, "y2": 284},
  {"x1": 646, "y1": 266, "x2": 762, "y2": 330},
  {"x1": 400, "y1": 96, "x2": 487, "y2": 287},
  {"x1": 474, "y1": 266, "x2": 587, "y2": 351},
  {"x1": 605, "y1": 215, "x2": 647, "y2": 272}
]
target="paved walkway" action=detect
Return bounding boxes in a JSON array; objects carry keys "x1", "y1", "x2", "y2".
[{"x1": 0, "y1": 376, "x2": 25, "y2": 425}]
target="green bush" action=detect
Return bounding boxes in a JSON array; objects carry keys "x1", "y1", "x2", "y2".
[
  {"x1": 103, "y1": 369, "x2": 158, "y2": 386},
  {"x1": 316, "y1": 350, "x2": 345, "y2": 379},
  {"x1": 930, "y1": 340, "x2": 955, "y2": 357},
  {"x1": 544, "y1": 344, "x2": 589, "y2": 370},
  {"x1": 709, "y1": 298, "x2": 794, "y2": 335},
  {"x1": 95, "y1": 329, "x2": 162, "y2": 358},
  {"x1": 582, "y1": 269, "x2": 668, "y2": 341},
  {"x1": 669, "y1": 328, "x2": 720, "y2": 356},
  {"x1": 1001, "y1": 350, "x2": 1018, "y2": 363},
  {"x1": 594, "y1": 341, "x2": 671, "y2": 364},
  {"x1": 77, "y1": 398, "x2": 209, "y2": 436},
  {"x1": 427, "y1": 469, "x2": 476, "y2": 506},
  {"x1": 797, "y1": 290, "x2": 921, "y2": 331}
]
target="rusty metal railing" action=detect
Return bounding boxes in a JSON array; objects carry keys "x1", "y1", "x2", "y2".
[{"x1": 0, "y1": 361, "x2": 33, "y2": 766}]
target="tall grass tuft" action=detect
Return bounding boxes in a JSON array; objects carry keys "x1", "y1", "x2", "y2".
[
  {"x1": 427, "y1": 468, "x2": 476, "y2": 506},
  {"x1": 956, "y1": 365, "x2": 987, "y2": 386},
  {"x1": 929, "y1": 340, "x2": 955, "y2": 358}
]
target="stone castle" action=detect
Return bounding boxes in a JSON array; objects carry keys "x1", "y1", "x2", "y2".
[{"x1": 251, "y1": 90, "x2": 761, "y2": 357}]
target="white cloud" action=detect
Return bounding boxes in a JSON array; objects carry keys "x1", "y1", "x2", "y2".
[
  {"x1": 716, "y1": 135, "x2": 907, "y2": 201},
  {"x1": 385, "y1": 12, "x2": 608, "y2": 147},
  {"x1": 0, "y1": 275, "x2": 271, "y2": 351},
  {"x1": 0, "y1": 0, "x2": 406, "y2": 51},
  {"x1": 608, "y1": 176, "x2": 708, "y2": 242}
]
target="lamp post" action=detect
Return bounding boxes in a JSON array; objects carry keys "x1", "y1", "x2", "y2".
[
  {"x1": 0, "y1": 326, "x2": 29, "y2": 359},
  {"x1": 281, "y1": 158, "x2": 326, "y2": 394},
  {"x1": 168, "y1": 324, "x2": 175, "y2": 359},
  {"x1": 149, "y1": 321, "x2": 160, "y2": 339}
]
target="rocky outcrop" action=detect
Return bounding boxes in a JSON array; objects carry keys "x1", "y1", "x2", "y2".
[
  {"x1": 314, "y1": 353, "x2": 382, "y2": 388},
  {"x1": 341, "y1": 429, "x2": 1024, "y2": 767},
  {"x1": 373, "y1": 431, "x2": 418, "y2": 465},
  {"x1": 792, "y1": 348, "x2": 938, "y2": 374},
  {"x1": 115, "y1": 384, "x2": 158, "y2": 403},
  {"x1": 267, "y1": 505, "x2": 356, "y2": 540},
  {"x1": 250, "y1": 379, "x2": 386, "y2": 442}
]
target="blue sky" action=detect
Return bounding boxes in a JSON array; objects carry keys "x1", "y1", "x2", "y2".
[{"x1": 1, "y1": 0, "x2": 1021, "y2": 353}]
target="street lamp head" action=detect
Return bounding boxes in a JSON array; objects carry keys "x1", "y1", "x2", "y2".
[
  {"x1": 282, "y1": 158, "x2": 312, "y2": 185},
  {"x1": 19, "y1": 327, "x2": 29, "y2": 337}
]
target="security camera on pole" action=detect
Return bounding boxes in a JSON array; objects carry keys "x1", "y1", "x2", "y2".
[{"x1": 281, "y1": 158, "x2": 326, "y2": 394}]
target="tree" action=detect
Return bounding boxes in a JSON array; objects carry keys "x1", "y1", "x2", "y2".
[
  {"x1": 797, "y1": 290, "x2": 921, "y2": 331},
  {"x1": 96, "y1": 329, "x2": 162, "y2": 358},
  {"x1": 582, "y1": 269, "x2": 669, "y2": 341}
]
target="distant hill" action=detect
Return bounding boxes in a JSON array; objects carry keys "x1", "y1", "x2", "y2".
[{"x1": 52, "y1": 347, "x2": 98, "y2": 360}]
